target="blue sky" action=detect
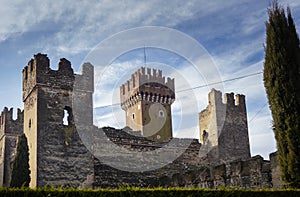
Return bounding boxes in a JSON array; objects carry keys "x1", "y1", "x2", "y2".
[{"x1": 1, "y1": 0, "x2": 300, "y2": 159}]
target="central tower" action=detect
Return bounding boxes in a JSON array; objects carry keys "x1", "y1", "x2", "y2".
[{"x1": 120, "y1": 67, "x2": 175, "y2": 141}]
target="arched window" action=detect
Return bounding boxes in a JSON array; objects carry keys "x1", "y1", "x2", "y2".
[
  {"x1": 132, "y1": 113, "x2": 135, "y2": 120},
  {"x1": 159, "y1": 110, "x2": 164, "y2": 118}
]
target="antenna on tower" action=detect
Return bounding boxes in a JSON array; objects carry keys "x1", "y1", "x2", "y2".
[{"x1": 144, "y1": 45, "x2": 147, "y2": 66}]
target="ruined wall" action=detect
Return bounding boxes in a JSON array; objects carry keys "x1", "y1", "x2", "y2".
[
  {"x1": 270, "y1": 152, "x2": 284, "y2": 188},
  {"x1": 22, "y1": 54, "x2": 94, "y2": 188},
  {"x1": 0, "y1": 107, "x2": 23, "y2": 187},
  {"x1": 199, "y1": 90, "x2": 223, "y2": 154},
  {"x1": 91, "y1": 127, "x2": 272, "y2": 189},
  {"x1": 199, "y1": 89, "x2": 251, "y2": 163},
  {"x1": 92, "y1": 127, "x2": 203, "y2": 188},
  {"x1": 120, "y1": 67, "x2": 175, "y2": 142}
]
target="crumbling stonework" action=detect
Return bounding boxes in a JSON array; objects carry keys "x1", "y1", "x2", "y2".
[
  {"x1": 0, "y1": 54, "x2": 284, "y2": 189},
  {"x1": 91, "y1": 126, "x2": 273, "y2": 189}
]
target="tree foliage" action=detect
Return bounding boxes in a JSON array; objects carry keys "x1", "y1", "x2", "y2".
[
  {"x1": 264, "y1": 1, "x2": 300, "y2": 188},
  {"x1": 10, "y1": 133, "x2": 31, "y2": 188}
]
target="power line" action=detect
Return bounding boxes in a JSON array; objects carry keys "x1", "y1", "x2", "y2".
[
  {"x1": 94, "y1": 71, "x2": 263, "y2": 109},
  {"x1": 144, "y1": 45, "x2": 147, "y2": 66},
  {"x1": 176, "y1": 71, "x2": 262, "y2": 93},
  {"x1": 249, "y1": 102, "x2": 268, "y2": 123}
]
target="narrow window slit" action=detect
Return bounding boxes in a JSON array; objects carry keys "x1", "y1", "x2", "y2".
[{"x1": 63, "y1": 106, "x2": 73, "y2": 126}]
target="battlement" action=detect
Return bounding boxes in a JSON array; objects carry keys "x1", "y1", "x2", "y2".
[
  {"x1": 74, "y1": 62, "x2": 94, "y2": 93},
  {"x1": 22, "y1": 53, "x2": 50, "y2": 80},
  {"x1": 22, "y1": 54, "x2": 74, "y2": 82},
  {"x1": 120, "y1": 67, "x2": 175, "y2": 108},
  {"x1": 23, "y1": 54, "x2": 94, "y2": 101},
  {"x1": 208, "y1": 88, "x2": 246, "y2": 110},
  {"x1": 120, "y1": 67, "x2": 174, "y2": 95},
  {"x1": 199, "y1": 89, "x2": 250, "y2": 162},
  {"x1": 0, "y1": 107, "x2": 23, "y2": 135}
]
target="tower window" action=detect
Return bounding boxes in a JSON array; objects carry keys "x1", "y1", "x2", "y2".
[
  {"x1": 159, "y1": 110, "x2": 164, "y2": 117},
  {"x1": 132, "y1": 113, "x2": 135, "y2": 120},
  {"x1": 202, "y1": 130, "x2": 208, "y2": 142},
  {"x1": 29, "y1": 119, "x2": 31, "y2": 129},
  {"x1": 63, "y1": 106, "x2": 73, "y2": 126}
]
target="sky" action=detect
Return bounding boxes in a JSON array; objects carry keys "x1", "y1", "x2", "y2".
[{"x1": 0, "y1": 0, "x2": 300, "y2": 160}]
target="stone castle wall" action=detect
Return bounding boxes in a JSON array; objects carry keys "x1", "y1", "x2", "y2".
[{"x1": 90, "y1": 127, "x2": 272, "y2": 189}]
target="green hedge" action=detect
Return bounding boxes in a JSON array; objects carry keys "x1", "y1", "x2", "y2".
[{"x1": 0, "y1": 187, "x2": 299, "y2": 197}]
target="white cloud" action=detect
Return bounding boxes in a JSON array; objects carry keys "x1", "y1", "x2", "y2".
[{"x1": 0, "y1": 0, "x2": 264, "y2": 54}]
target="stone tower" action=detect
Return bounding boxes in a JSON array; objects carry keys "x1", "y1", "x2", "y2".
[
  {"x1": 120, "y1": 67, "x2": 175, "y2": 141},
  {"x1": 199, "y1": 89, "x2": 251, "y2": 162},
  {"x1": 0, "y1": 107, "x2": 23, "y2": 187},
  {"x1": 22, "y1": 53, "x2": 94, "y2": 188}
]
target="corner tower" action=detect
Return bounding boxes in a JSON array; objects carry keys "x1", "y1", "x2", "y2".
[
  {"x1": 0, "y1": 107, "x2": 23, "y2": 187},
  {"x1": 120, "y1": 67, "x2": 175, "y2": 142},
  {"x1": 199, "y1": 89, "x2": 251, "y2": 162},
  {"x1": 22, "y1": 53, "x2": 94, "y2": 188}
]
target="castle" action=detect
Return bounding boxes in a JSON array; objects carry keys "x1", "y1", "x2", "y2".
[{"x1": 0, "y1": 53, "x2": 283, "y2": 188}]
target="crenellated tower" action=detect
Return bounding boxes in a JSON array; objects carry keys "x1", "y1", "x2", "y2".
[
  {"x1": 22, "y1": 53, "x2": 94, "y2": 188},
  {"x1": 0, "y1": 107, "x2": 23, "y2": 136},
  {"x1": 199, "y1": 89, "x2": 250, "y2": 162},
  {"x1": 120, "y1": 67, "x2": 175, "y2": 142}
]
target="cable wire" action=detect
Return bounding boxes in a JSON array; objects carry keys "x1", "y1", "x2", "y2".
[
  {"x1": 94, "y1": 71, "x2": 263, "y2": 109},
  {"x1": 249, "y1": 102, "x2": 268, "y2": 123}
]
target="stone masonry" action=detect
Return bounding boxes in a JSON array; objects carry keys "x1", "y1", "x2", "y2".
[
  {"x1": 0, "y1": 53, "x2": 283, "y2": 188},
  {"x1": 0, "y1": 107, "x2": 23, "y2": 187},
  {"x1": 22, "y1": 54, "x2": 94, "y2": 187},
  {"x1": 199, "y1": 89, "x2": 251, "y2": 162}
]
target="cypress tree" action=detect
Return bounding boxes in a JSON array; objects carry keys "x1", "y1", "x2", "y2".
[
  {"x1": 264, "y1": 1, "x2": 300, "y2": 188},
  {"x1": 10, "y1": 133, "x2": 31, "y2": 187}
]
